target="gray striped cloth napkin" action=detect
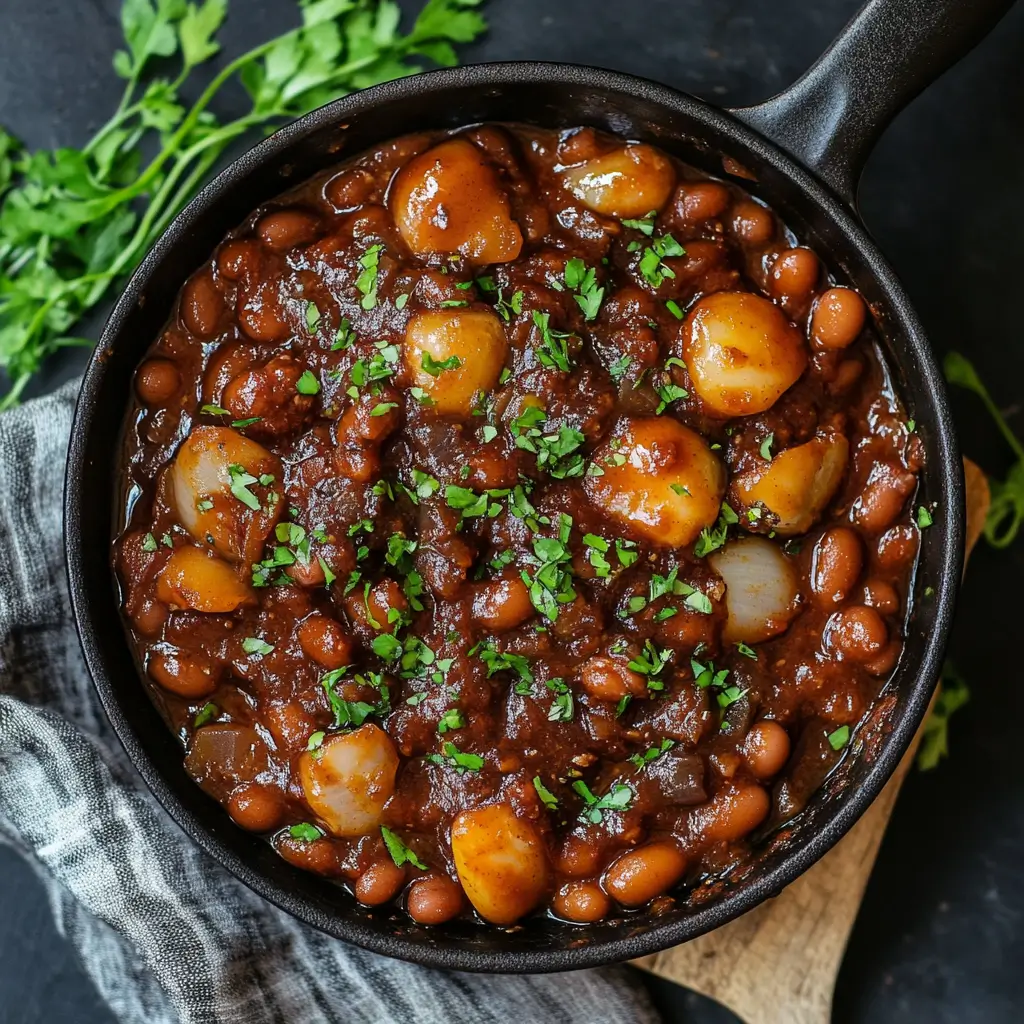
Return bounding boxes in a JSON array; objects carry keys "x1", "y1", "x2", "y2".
[{"x1": 0, "y1": 381, "x2": 659, "y2": 1024}]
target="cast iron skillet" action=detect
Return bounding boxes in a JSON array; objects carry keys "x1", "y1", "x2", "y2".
[{"x1": 66, "y1": 0, "x2": 1010, "y2": 972}]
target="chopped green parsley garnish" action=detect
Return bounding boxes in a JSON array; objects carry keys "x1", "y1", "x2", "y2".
[
  {"x1": 916, "y1": 505, "x2": 934, "y2": 529},
  {"x1": 621, "y1": 210, "x2": 657, "y2": 235},
  {"x1": 827, "y1": 725, "x2": 851, "y2": 750},
  {"x1": 532, "y1": 310, "x2": 573, "y2": 373},
  {"x1": 628, "y1": 738, "x2": 675, "y2": 770},
  {"x1": 305, "y1": 301, "x2": 320, "y2": 333},
  {"x1": 533, "y1": 776, "x2": 559, "y2": 810},
  {"x1": 564, "y1": 257, "x2": 604, "y2": 321},
  {"x1": 546, "y1": 678, "x2": 573, "y2": 722},
  {"x1": 356, "y1": 243, "x2": 383, "y2": 310},
  {"x1": 242, "y1": 637, "x2": 274, "y2": 656},
  {"x1": 694, "y1": 501, "x2": 739, "y2": 557},
  {"x1": 289, "y1": 823, "x2": 323, "y2": 842},
  {"x1": 638, "y1": 234, "x2": 686, "y2": 288},
  {"x1": 425, "y1": 741, "x2": 484, "y2": 774},
  {"x1": 227, "y1": 463, "x2": 261, "y2": 511},
  {"x1": 381, "y1": 826, "x2": 427, "y2": 870},
  {"x1": 573, "y1": 780, "x2": 634, "y2": 823},
  {"x1": 421, "y1": 351, "x2": 461, "y2": 376},
  {"x1": 627, "y1": 640, "x2": 672, "y2": 692},
  {"x1": 193, "y1": 702, "x2": 218, "y2": 728},
  {"x1": 296, "y1": 369, "x2": 320, "y2": 395},
  {"x1": 760, "y1": 432, "x2": 775, "y2": 461},
  {"x1": 437, "y1": 708, "x2": 466, "y2": 734}
]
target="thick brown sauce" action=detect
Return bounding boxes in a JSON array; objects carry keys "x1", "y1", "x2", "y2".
[{"x1": 116, "y1": 123, "x2": 923, "y2": 929}]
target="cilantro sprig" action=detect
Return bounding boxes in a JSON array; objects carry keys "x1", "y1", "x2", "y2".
[{"x1": 0, "y1": 0, "x2": 489, "y2": 407}]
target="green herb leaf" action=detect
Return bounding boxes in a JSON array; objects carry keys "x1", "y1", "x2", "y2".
[
  {"x1": 193, "y1": 701, "x2": 218, "y2": 728},
  {"x1": 289, "y1": 822, "x2": 323, "y2": 842},
  {"x1": 421, "y1": 351, "x2": 461, "y2": 376},
  {"x1": 827, "y1": 725, "x2": 851, "y2": 751},
  {"x1": 759, "y1": 432, "x2": 774, "y2": 461},
  {"x1": 381, "y1": 825, "x2": 427, "y2": 870},
  {"x1": 296, "y1": 369, "x2": 320, "y2": 395},
  {"x1": 533, "y1": 775, "x2": 559, "y2": 810},
  {"x1": 242, "y1": 636, "x2": 274, "y2": 656},
  {"x1": 227, "y1": 463, "x2": 261, "y2": 511}
]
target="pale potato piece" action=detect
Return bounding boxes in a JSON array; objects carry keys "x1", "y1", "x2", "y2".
[
  {"x1": 389, "y1": 138, "x2": 522, "y2": 263},
  {"x1": 681, "y1": 291, "x2": 807, "y2": 417},
  {"x1": 450, "y1": 803, "x2": 549, "y2": 925},
  {"x1": 155, "y1": 545, "x2": 255, "y2": 613},
  {"x1": 561, "y1": 144, "x2": 675, "y2": 218},
  {"x1": 734, "y1": 433, "x2": 850, "y2": 535},
  {"x1": 708, "y1": 536, "x2": 800, "y2": 644},
  {"x1": 299, "y1": 725, "x2": 399, "y2": 838},
  {"x1": 584, "y1": 417, "x2": 725, "y2": 548},
  {"x1": 171, "y1": 426, "x2": 282, "y2": 566},
  {"x1": 404, "y1": 309, "x2": 508, "y2": 416}
]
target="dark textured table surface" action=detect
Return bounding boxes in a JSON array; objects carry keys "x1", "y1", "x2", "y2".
[{"x1": 2, "y1": 1, "x2": 1023, "y2": 1021}]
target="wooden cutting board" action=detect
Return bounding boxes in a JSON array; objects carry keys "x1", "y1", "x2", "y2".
[{"x1": 635, "y1": 458, "x2": 988, "y2": 1024}]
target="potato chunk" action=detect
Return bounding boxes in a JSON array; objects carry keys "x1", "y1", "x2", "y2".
[
  {"x1": 681, "y1": 291, "x2": 806, "y2": 417},
  {"x1": 404, "y1": 309, "x2": 507, "y2": 416},
  {"x1": 170, "y1": 426, "x2": 282, "y2": 566},
  {"x1": 155, "y1": 546, "x2": 255, "y2": 613},
  {"x1": 389, "y1": 138, "x2": 522, "y2": 263},
  {"x1": 561, "y1": 144, "x2": 675, "y2": 218},
  {"x1": 298, "y1": 725, "x2": 399, "y2": 837},
  {"x1": 450, "y1": 804, "x2": 549, "y2": 925},
  {"x1": 584, "y1": 417, "x2": 725, "y2": 548},
  {"x1": 734, "y1": 433, "x2": 850, "y2": 534}
]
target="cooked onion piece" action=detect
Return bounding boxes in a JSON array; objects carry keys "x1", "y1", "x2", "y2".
[
  {"x1": 389, "y1": 138, "x2": 523, "y2": 263},
  {"x1": 170, "y1": 426, "x2": 281, "y2": 565},
  {"x1": 733, "y1": 433, "x2": 850, "y2": 535},
  {"x1": 681, "y1": 291, "x2": 807, "y2": 416},
  {"x1": 708, "y1": 536, "x2": 800, "y2": 643},
  {"x1": 404, "y1": 309, "x2": 507, "y2": 416},
  {"x1": 561, "y1": 144, "x2": 675, "y2": 218},
  {"x1": 584, "y1": 417, "x2": 725, "y2": 547},
  {"x1": 155, "y1": 545, "x2": 255, "y2": 613},
  {"x1": 450, "y1": 803, "x2": 549, "y2": 924},
  {"x1": 298, "y1": 725, "x2": 399, "y2": 837}
]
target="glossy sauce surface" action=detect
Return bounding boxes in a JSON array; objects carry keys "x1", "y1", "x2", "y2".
[{"x1": 116, "y1": 124, "x2": 924, "y2": 928}]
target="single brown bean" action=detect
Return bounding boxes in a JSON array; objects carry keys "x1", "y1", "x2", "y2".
[
  {"x1": 148, "y1": 651, "x2": 220, "y2": 698},
  {"x1": 181, "y1": 271, "x2": 225, "y2": 338},
  {"x1": 553, "y1": 835, "x2": 603, "y2": 878},
  {"x1": 862, "y1": 578, "x2": 900, "y2": 615},
  {"x1": 298, "y1": 615, "x2": 353, "y2": 669},
  {"x1": 770, "y1": 247, "x2": 820, "y2": 303},
  {"x1": 743, "y1": 721, "x2": 791, "y2": 780},
  {"x1": 129, "y1": 597, "x2": 168, "y2": 637},
  {"x1": 877, "y1": 525, "x2": 919, "y2": 570},
  {"x1": 227, "y1": 782, "x2": 285, "y2": 832},
  {"x1": 825, "y1": 604, "x2": 888, "y2": 662},
  {"x1": 136, "y1": 358, "x2": 181, "y2": 404},
  {"x1": 406, "y1": 874, "x2": 463, "y2": 925},
  {"x1": 811, "y1": 527, "x2": 864, "y2": 607},
  {"x1": 257, "y1": 209, "x2": 321, "y2": 252},
  {"x1": 677, "y1": 181, "x2": 730, "y2": 222},
  {"x1": 693, "y1": 785, "x2": 770, "y2": 844},
  {"x1": 217, "y1": 239, "x2": 260, "y2": 281},
  {"x1": 277, "y1": 836, "x2": 339, "y2": 875},
  {"x1": 853, "y1": 463, "x2": 916, "y2": 534},
  {"x1": 604, "y1": 842, "x2": 687, "y2": 907},
  {"x1": 811, "y1": 287, "x2": 866, "y2": 350},
  {"x1": 730, "y1": 200, "x2": 774, "y2": 245},
  {"x1": 263, "y1": 701, "x2": 317, "y2": 753},
  {"x1": 579, "y1": 655, "x2": 647, "y2": 703},
  {"x1": 324, "y1": 168, "x2": 376, "y2": 210},
  {"x1": 355, "y1": 859, "x2": 407, "y2": 906},
  {"x1": 238, "y1": 280, "x2": 288, "y2": 342},
  {"x1": 553, "y1": 881, "x2": 611, "y2": 923}
]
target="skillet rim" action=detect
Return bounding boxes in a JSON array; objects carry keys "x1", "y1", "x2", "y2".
[{"x1": 64, "y1": 60, "x2": 965, "y2": 973}]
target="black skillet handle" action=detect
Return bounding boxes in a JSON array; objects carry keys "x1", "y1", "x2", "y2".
[{"x1": 730, "y1": 0, "x2": 1016, "y2": 208}]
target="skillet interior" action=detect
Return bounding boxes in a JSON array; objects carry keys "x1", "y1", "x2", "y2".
[{"x1": 65, "y1": 63, "x2": 964, "y2": 972}]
